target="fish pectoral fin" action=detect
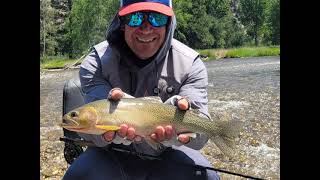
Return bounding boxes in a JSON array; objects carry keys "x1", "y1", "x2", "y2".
[
  {"x1": 145, "y1": 137, "x2": 164, "y2": 150},
  {"x1": 95, "y1": 125, "x2": 120, "y2": 131}
]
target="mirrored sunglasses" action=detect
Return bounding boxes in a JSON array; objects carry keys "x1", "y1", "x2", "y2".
[{"x1": 123, "y1": 12, "x2": 169, "y2": 27}]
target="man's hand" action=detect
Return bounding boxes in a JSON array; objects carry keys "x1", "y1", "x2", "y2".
[
  {"x1": 150, "y1": 125, "x2": 190, "y2": 144},
  {"x1": 102, "y1": 88, "x2": 142, "y2": 143},
  {"x1": 150, "y1": 97, "x2": 191, "y2": 144},
  {"x1": 102, "y1": 124, "x2": 142, "y2": 142},
  {"x1": 108, "y1": 88, "x2": 124, "y2": 101}
]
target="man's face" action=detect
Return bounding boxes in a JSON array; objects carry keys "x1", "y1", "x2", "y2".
[{"x1": 124, "y1": 16, "x2": 166, "y2": 60}]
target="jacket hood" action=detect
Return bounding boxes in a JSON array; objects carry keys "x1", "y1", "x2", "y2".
[{"x1": 105, "y1": 13, "x2": 177, "y2": 67}]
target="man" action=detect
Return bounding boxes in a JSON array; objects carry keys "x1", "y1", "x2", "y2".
[{"x1": 63, "y1": 0, "x2": 220, "y2": 179}]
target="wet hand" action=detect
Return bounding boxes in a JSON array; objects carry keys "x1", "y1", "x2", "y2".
[
  {"x1": 104, "y1": 88, "x2": 142, "y2": 143},
  {"x1": 108, "y1": 88, "x2": 124, "y2": 101},
  {"x1": 175, "y1": 97, "x2": 190, "y2": 111},
  {"x1": 103, "y1": 124, "x2": 142, "y2": 142},
  {"x1": 150, "y1": 97, "x2": 191, "y2": 144},
  {"x1": 150, "y1": 125, "x2": 190, "y2": 144},
  {"x1": 175, "y1": 97, "x2": 191, "y2": 143}
]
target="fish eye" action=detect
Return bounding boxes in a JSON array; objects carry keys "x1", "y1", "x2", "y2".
[{"x1": 70, "y1": 111, "x2": 78, "y2": 117}]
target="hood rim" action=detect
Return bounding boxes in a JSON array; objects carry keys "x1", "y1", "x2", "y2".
[{"x1": 106, "y1": 13, "x2": 177, "y2": 66}]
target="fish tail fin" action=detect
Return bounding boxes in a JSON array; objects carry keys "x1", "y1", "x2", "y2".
[{"x1": 209, "y1": 120, "x2": 244, "y2": 157}]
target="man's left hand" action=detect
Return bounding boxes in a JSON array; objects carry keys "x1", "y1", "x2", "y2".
[{"x1": 150, "y1": 97, "x2": 191, "y2": 144}]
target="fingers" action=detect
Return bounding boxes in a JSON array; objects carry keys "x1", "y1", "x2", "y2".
[
  {"x1": 118, "y1": 124, "x2": 137, "y2": 141},
  {"x1": 178, "y1": 134, "x2": 191, "y2": 144},
  {"x1": 150, "y1": 126, "x2": 165, "y2": 142},
  {"x1": 105, "y1": 124, "x2": 141, "y2": 143},
  {"x1": 118, "y1": 124, "x2": 128, "y2": 137},
  {"x1": 151, "y1": 125, "x2": 173, "y2": 142},
  {"x1": 103, "y1": 131, "x2": 116, "y2": 142},
  {"x1": 126, "y1": 127, "x2": 136, "y2": 140},
  {"x1": 176, "y1": 97, "x2": 190, "y2": 110},
  {"x1": 164, "y1": 125, "x2": 173, "y2": 140},
  {"x1": 108, "y1": 88, "x2": 124, "y2": 101},
  {"x1": 104, "y1": 124, "x2": 190, "y2": 144}
]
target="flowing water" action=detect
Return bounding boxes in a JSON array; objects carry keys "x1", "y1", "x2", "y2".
[
  {"x1": 40, "y1": 56, "x2": 280, "y2": 180},
  {"x1": 203, "y1": 56, "x2": 280, "y2": 179}
]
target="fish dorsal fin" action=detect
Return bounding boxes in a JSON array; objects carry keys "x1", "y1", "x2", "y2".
[{"x1": 141, "y1": 96, "x2": 163, "y2": 103}]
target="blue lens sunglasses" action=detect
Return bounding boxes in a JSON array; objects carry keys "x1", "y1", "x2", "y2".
[{"x1": 123, "y1": 12, "x2": 169, "y2": 27}]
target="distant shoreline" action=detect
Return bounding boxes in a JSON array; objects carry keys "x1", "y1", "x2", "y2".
[{"x1": 40, "y1": 46, "x2": 280, "y2": 70}]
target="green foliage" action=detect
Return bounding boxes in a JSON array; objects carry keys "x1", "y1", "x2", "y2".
[
  {"x1": 52, "y1": 0, "x2": 73, "y2": 57},
  {"x1": 40, "y1": 0, "x2": 280, "y2": 59},
  {"x1": 68, "y1": 0, "x2": 119, "y2": 58},
  {"x1": 269, "y1": 0, "x2": 280, "y2": 44},
  {"x1": 40, "y1": 57, "x2": 77, "y2": 69},
  {"x1": 40, "y1": 0, "x2": 58, "y2": 56},
  {"x1": 239, "y1": 0, "x2": 268, "y2": 46},
  {"x1": 174, "y1": 0, "x2": 214, "y2": 48},
  {"x1": 225, "y1": 46, "x2": 280, "y2": 58},
  {"x1": 206, "y1": 0, "x2": 231, "y2": 19},
  {"x1": 40, "y1": 0, "x2": 73, "y2": 57},
  {"x1": 197, "y1": 46, "x2": 280, "y2": 61},
  {"x1": 248, "y1": 0, "x2": 280, "y2": 46},
  {"x1": 197, "y1": 49, "x2": 217, "y2": 60},
  {"x1": 173, "y1": 0, "x2": 249, "y2": 49},
  {"x1": 224, "y1": 17, "x2": 249, "y2": 48}
]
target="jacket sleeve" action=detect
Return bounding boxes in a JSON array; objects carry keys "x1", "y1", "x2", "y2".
[
  {"x1": 177, "y1": 57, "x2": 211, "y2": 150},
  {"x1": 78, "y1": 50, "x2": 113, "y2": 147}
]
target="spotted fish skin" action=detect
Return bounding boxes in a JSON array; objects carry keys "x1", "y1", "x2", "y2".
[{"x1": 61, "y1": 97, "x2": 244, "y2": 157}]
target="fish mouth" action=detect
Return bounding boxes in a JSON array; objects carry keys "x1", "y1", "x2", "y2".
[
  {"x1": 61, "y1": 117, "x2": 84, "y2": 129},
  {"x1": 60, "y1": 124, "x2": 87, "y2": 131},
  {"x1": 60, "y1": 122, "x2": 87, "y2": 130}
]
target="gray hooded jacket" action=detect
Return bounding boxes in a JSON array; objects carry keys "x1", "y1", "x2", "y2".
[{"x1": 79, "y1": 13, "x2": 212, "y2": 156}]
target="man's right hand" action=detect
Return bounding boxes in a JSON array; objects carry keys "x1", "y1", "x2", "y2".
[
  {"x1": 103, "y1": 123, "x2": 142, "y2": 142},
  {"x1": 102, "y1": 88, "x2": 142, "y2": 143}
]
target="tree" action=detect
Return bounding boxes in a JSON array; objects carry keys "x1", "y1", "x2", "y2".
[
  {"x1": 269, "y1": 0, "x2": 280, "y2": 45},
  {"x1": 204, "y1": 0, "x2": 248, "y2": 48},
  {"x1": 254, "y1": 0, "x2": 279, "y2": 46},
  {"x1": 40, "y1": 0, "x2": 58, "y2": 57},
  {"x1": 68, "y1": 0, "x2": 118, "y2": 58},
  {"x1": 223, "y1": 15, "x2": 248, "y2": 47},
  {"x1": 206, "y1": 0, "x2": 231, "y2": 19},
  {"x1": 205, "y1": 0, "x2": 231, "y2": 48},
  {"x1": 239, "y1": 0, "x2": 267, "y2": 46},
  {"x1": 172, "y1": 0, "x2": 192, "y2": 45},
  {"x1": 173, "y1": 0, "x2": 214, "y2": 49},
  {"x1": 40, "y1": 0, "x2": 277, "y2": 58},
  {"x1": 51, "y1": 0, "x2": 73, "y2": 56}
]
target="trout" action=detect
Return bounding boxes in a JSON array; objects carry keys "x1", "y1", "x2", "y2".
[{"x1": 61, "y1": 97, "x2": 244, "y2": 157}]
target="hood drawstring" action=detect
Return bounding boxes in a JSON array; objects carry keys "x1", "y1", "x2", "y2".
[{"x1": 153, "y1": 61, "x2": 161, "y2": 97}]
